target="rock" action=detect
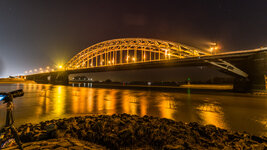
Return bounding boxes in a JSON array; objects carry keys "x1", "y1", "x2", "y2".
[
  {"x1": 7, "y1": 114, "x2": 266, "y2": 149},
  {"x1": 23, "y1": 145, "x2": 40, "y2": 150},
  {"x1": 56, "y1": 141, "x2": 72, "y2": 147},
  {"x1": 54, "y1": 147, "x2": 68, "y2": 150},
  {"x1": 251, "y1": 135, "x2": 267, "y2": 143},
  {"x1": 45, "y1": 124, "x2": 57, "y2": 132},
  {"x1": 163, "y1": 144, "x2": 184, "y2": 150},
  {"x1": 69, "y1": 146, "x2": 84, "y2": 150}
]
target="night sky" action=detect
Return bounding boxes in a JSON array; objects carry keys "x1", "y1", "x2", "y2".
[{"x1": 0, "y1": 0, "x2": 266, "y2": 79}]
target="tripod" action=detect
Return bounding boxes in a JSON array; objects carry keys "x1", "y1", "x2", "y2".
[{"x1": 0, "y1": 95, "x2": 23, "y2": 149}]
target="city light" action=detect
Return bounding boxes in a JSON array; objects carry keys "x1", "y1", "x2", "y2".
[
  {"x1": 165, "y1": 49, "x2": 168, "y2": 55},
  {"x1": 126, "y1": 56, "x2": 130, "y2": 62},
  {"x1": 209, "y1": 42, "x2": 220, "y2": 54},
  {"x1": 210, "y1": 47, "x2": 214, "y2": 52},
  {"x1": 39, "y1": 68, "x2": 42, "y2": 70},
  {"x1": 46, "y1": 66, "x2": 50, "y2": 69}
]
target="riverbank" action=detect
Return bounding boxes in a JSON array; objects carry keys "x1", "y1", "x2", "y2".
[
  {"x1": 71, "y1": 82, "x2": 233, "y2": 92},
  {"x1": 1, "y1": 114, "x2": 266, "y2": 149},
  {"x1": 0, "y1": 78, "x2": 35, "y2": 84}
]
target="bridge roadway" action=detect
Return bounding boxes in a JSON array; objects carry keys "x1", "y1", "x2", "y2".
[{"x1": 26, "y1": 47, "x2": 267, "y2": 92}]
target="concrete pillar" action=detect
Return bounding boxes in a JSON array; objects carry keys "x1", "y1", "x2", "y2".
[
  {"x1": 233, "y1": 51, "x2": 267, "y2": 92},
  {"x1": 233, "y1": 78, "x2": 250, "y2": 92},
  {"x1": 248, "y1": 51, "x2": 267, "y2": 92},
  {"x1": 50, "y1": 71, "x2": 69, "y2": 85}
]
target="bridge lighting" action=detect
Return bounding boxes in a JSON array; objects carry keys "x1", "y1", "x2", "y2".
[
  {"x1": 24, "y1": 71, "x2": 28, "y2": 74},
  {"x1": 29, "y1": 70, "x2": 32, "y2": 73},
  {"x1": 45, "y1": 70, "x2": 49, "y2": 72},
  {"x1": 210, "y1": 42, "x2": 219, "y2": 54},
  {"x1": 34, "y1": 69, "x2": 37, "y2": 72},
  {"x1": 165, "y1": 49, "x2": 168, "y2": 55},
  {"x1": 211, "y1": 42, "x2": 217, "y2": 46},
  {"x1": 168, "y1": 53, "x2": 171, "y2": 59},
  {"x1": 126, "y1": 56, "x2": 130, "y2": 62},
  {"x1": 210, "y1": 47, "x2": 214, "y2": 52},
  {"x1": 46, "y1": 66, "x2": 50, "y2": 69},
  {"x1": 51, "y1": 69, "x2": 55, "y2": 71},
  {"x1": 39, "y1": 68, "x2": 42, "y2": 70}
]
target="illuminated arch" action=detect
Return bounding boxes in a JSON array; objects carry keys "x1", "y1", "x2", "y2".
[{"x1": 66, "y1": 38, "x2": 209, "y2": 70}]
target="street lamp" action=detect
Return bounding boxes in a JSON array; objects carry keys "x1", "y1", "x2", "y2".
[{"x1": 210, "y1": 42, "x2": 219, "y2": 54}]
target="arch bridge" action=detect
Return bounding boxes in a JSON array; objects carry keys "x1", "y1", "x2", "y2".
[
  {"x1": 26, "y1": 38, "x2": 267, "y2": 92},
  {"x1": 66, "y1": 38, "x2": 209, "y2": 69}
]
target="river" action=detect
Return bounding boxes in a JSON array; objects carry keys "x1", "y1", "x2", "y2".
[{"x1": 0, "y1": 83, "x2": 266, "y2": 136}]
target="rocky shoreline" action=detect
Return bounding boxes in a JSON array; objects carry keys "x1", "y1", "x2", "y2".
[
  {"x1": 1, "y1": 114, "x2": 267, "y2": 149},
  {"x1": 3, "y1": 138, "x2": 106, "y2": 150}
]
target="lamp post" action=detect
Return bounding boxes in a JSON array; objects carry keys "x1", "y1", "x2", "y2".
[{"x1": 210, "y1": 42, "x2": 219, "y2": 55}]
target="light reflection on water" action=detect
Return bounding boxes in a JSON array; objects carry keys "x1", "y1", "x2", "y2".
[{"x1": 0, "y1": 83, "x2": 267, "y2": 136}]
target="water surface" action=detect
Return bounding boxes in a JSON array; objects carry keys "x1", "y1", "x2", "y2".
[{"x1": 0, "y1": 83, "x2": 266, "y2": 136}]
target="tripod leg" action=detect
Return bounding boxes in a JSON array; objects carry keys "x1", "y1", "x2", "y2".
[
  {"x1": 5, "y1": 109, "x2": 11, "y2": 127},
  {"x1": 10, "y1": 125, "x2": 23, "y2": 150},
  {"x1": 5, "y1": 103, "x2": 14, "y2": 127}
]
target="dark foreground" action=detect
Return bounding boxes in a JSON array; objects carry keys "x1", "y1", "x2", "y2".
[{"x1": 1, "y1": 114, "x2": 267, "y2": 149}]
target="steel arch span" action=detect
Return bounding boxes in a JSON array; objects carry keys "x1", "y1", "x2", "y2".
[{"x1": 66, "y1": 38, "x2": 209, "y2": 70}]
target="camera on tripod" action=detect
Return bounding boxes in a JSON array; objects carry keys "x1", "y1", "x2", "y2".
[
  {"x1": 0, "y1": 89, "x2": 24, "y2": 103},
  {"x1": 0, "y1": 89, "x2": 24, "y2": 149}
]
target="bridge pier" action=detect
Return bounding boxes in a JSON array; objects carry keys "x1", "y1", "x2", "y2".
[
  {"x1": 49, "y1": 71, "x2": 69, "y2": 85},
  {"x1": 233, "y1": 78, "x2": 250, "y2": 92},
  {"x1": 26, "y1": 71, "x2": 69, "y2": 85},
  {"x1": 233, "y1": 51, "x2": 267, "y2": 92},
  {"x1": 248, "y1": 51, "x2": 267, "y2": 92}
]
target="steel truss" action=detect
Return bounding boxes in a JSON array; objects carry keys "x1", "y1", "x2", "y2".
[{"x1": 66, "y1": 38, "x2": 209, "y2": 70}]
